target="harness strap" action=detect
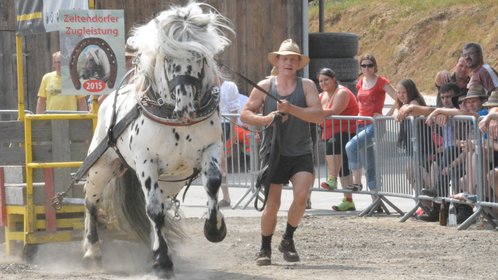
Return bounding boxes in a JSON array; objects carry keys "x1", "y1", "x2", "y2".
[
  {"x1": 167, "y1": 75, "x2": 202, "y2": 92},
  {"x1": 52, "y1": 105, "x2": 141, "y2": 209},
  {"x1": 72, "y1": 105, "x2": 141, "y2": 183},
  {"x1": 179, "y1": 168, "x2": 201, "y2": 202}
]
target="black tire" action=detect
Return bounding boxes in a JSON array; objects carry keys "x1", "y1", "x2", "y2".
[
  {"x1": 341, "y1": 80, "x2": 358, "y2": 95},
  {"x1": 313, "y1": 80, "x2": 358, "y2": 96},
  {"x1": 309, "y1": 32, "x2": 359, "y2": 59},
  {"x1": 309, "y1": 58, "x2": 359, "y2": 82}
]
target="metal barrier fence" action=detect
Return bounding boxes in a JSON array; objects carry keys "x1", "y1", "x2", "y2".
[{"x1": 220, "y1": 113, "x2": 498, "y2": 230}]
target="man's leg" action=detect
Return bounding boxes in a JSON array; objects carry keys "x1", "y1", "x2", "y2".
[
  {"x1": 256, "y1": 183, "x2": 282, "y2": 266},
  {"x1": 277, "y1": 171, "x2": 313, "y2": 263},
  {"x1": 288, "y1": 172, "x2": 313, "y2": 226}
]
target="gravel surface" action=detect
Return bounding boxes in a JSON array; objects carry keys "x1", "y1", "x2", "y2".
[{"x1": 1, "y1": 214, "x2": 497, "y2": 279}]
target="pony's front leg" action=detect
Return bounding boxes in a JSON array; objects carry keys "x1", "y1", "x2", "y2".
[
  {"x1": 202, "y1": 143, "x2": 227, "y2": 243},
  {"x1": 82, "y1": 156, "x2": 120, "y2": 269},
  {"x1": 136, "y1": 162, "x2": 174, "y2": 278}
]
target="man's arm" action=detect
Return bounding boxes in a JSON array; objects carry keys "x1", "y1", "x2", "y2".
[
  {"x1": 36, "y1": 74, "x2": 47, "y2": 114},
  {"x1": 240, "y1": 79, "x2": 275, "y2": 127},
  {"x1": 77, "y1": 97, "x2": 88, "y2": 111},
  {"x1": 480, "y1": 107, "x2": 498, "y2": 137},
  {"x1": 396, "y1": 104, "x2": 435, "y2": 121},
  {"x1": 36, "y1": 97, "x2": 46, "y2": 114},
  {"x1": 428, "y1": 107, "x2": 476, "y2": 118}
]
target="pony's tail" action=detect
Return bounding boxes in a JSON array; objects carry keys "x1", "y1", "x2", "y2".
[{"x1": 113, "y1": 169, "x2": 151, "y2": 245}]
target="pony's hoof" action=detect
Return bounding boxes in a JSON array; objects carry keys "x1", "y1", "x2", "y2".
[
  {"x1": 152, "y1": 261, "x2": 175, "y2": 279},
  {"x1": 22, "y1": 244, "x2": 38, "y2": 263},
  {"x1": 82, "y1": 255, "x2": 102, "y2": 271},
  {"x1": 204, "y1": 216, "x2": 227, "y2": 243}
]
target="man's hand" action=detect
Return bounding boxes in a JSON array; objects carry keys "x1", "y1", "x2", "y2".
[
  {"x1": 276, "y1": 99, "x2": 292, "y2": 114},
  {"x1": 396, "y1": 104, "x2": 412, "y2": 122},
  {"x1": 264, "y1": 111, "x2": 279, "y2": 126},
  {"x1": 425, "y1": 109, "x2": 440, "y2": 126},
  {"x1": 435, "y1": 70, "x2": 451, "y2": 88},
  {"x1": 479, "y1": 115, "x2": 492, "y2": 132},
  {"x1": 479, "y1": 114, "x2": 498, "y2": 140},
  {"x1": 488, "y1": 119, "x2": 498, "y2": 139},
  {"x1": 434, "y1": 114, "x2": 449, "y2": 126}
]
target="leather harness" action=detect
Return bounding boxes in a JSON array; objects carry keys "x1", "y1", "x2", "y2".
[{"x1": 52, "y1": 71, "x2": 219, "y2": 208}]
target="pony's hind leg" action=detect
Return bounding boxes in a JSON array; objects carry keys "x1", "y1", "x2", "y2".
[
  {"x1": 202, "y1": 143, "x2": 227, "y2": 243},
  {"x1": 82, "y1": 157, "x2": 121, "y2": 268}
]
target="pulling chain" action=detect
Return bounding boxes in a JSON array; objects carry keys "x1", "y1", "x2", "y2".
[
  {"x1": 172, "y1": 198, "x2": 181, "y2": 221},
  {"x1": 51, "y1": 179, "x2": 76, "y2": 210}
]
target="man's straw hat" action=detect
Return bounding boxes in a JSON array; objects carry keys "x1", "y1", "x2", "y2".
[
  {"x1": 461, "y1": 85, "x2": 487, "y2": 101},
  {"x1": 267, "y1": 39, "x2": 309, "y2": 70},
  {"x1": 483, "y1": 90, "x2": 498, "y2": 107}
]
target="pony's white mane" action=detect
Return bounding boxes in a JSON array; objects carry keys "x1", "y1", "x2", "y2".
[{"x1": 131, "y1": 1, "x2": 233, "y2": 82}]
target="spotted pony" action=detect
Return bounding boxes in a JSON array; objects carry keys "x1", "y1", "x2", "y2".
[{"x1": 81, "y1": 2, "x2": 233, "y2": 278}]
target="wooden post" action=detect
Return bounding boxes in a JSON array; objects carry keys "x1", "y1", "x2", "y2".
[
  {"x1": 43, "y1": 168, "x2": 56, "y2": 232},
  {"x1": 0, "y1": 167, "x2": 6, "y2": 227}
]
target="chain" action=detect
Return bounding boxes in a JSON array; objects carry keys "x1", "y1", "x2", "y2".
[
  {"x1": 51, "y1": 179, "x2": 77, "y2": 210},
  {"x1": 172, "y1": 198, "x2": 181, "y2": 221}
]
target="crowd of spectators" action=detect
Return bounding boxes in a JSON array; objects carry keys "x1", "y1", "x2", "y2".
[{"x1": 316, "y1": 42, "x2": 498, "y2": 226}]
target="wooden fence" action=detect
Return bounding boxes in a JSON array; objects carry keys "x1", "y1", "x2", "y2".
[{"x1": 0, "y1": 0, "x2": 305, "y2": 111}]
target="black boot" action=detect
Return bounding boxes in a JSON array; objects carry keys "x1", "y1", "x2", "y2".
[{"x1": 418, "y1": 203, "x2": 440, "y2": 222}]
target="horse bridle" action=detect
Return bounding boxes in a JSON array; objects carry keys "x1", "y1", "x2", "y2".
[
  {"x1": 69, "y1": 37, "x2": 118, "y2": 90},
  {"x1": 138, "y1": 83, "x2": 220, "y2": 126},
  {"x1": 166, "y1": 57, "x2": 205, "y2": 94},
  {"x1": 137, "y1": 56, "x2": 218, "y2": 126}
]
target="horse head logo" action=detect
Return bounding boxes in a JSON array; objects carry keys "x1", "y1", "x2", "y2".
[
  {"x1": 80, "y1": 48, "x2": 111, "y2": 82},
  {"x1": 69, "y1": 38, "x2": 117, "y2": 90}
]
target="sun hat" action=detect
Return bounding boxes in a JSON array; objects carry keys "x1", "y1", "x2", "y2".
[
  {"x1": 460, "y1": 85, "x2": 487, "y2": 101},
  {"x1": 267, "y1": 39, "x2": 310, "y2": 70},
  {"x1": 482, "y1": 90, "x2": 498, "y2": 107}
]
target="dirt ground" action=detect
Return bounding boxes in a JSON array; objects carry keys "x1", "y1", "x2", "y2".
[{"x1": 1, "y1": 214, "x2": 497, "y2": 280}]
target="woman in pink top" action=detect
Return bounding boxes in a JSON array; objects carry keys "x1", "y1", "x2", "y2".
[
  {"x1": 345, "y1": 54, "x2": 397, "y2": 195},
  {"x1": 317, "y1": 68, "x2": 359, "y2": 211}
]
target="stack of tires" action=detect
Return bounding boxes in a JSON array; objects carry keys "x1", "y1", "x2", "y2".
[{"x1": 308, "y1": 32, "x2": 359, "y2": 94}]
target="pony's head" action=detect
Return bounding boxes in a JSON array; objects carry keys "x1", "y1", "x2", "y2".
[
  {"x1": 132, "y1": 1, "x2": 233, "y2": 122},
  {"x1": 80, "y1": 48, "x2": 110, "y2": 82}
]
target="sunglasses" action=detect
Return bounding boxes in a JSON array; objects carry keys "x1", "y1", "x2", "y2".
[{"x1": 360, "y1": 64, "x2": 374, "y2": 68}]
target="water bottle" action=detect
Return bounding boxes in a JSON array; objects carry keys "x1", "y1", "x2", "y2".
[
  {"x1": 439, "y1": 199, "x2": 447, "y2": 226},
  {"x1": 448, "y1": 201, "x2": 457, "y2": 226}
]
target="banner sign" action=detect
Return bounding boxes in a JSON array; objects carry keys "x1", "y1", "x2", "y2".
[
  {"x1": 15, "y1": 0, "x2": 44, "y2": 35},
  {"x1": 44, "y1": 0, "x2": 88, "y2": 32},
  {"x1": 59, "y1": 9, "x2": 125, "y2": 96},
  {"x1": 15, "y1": 0, "x2": 88, "y2": 35}
]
